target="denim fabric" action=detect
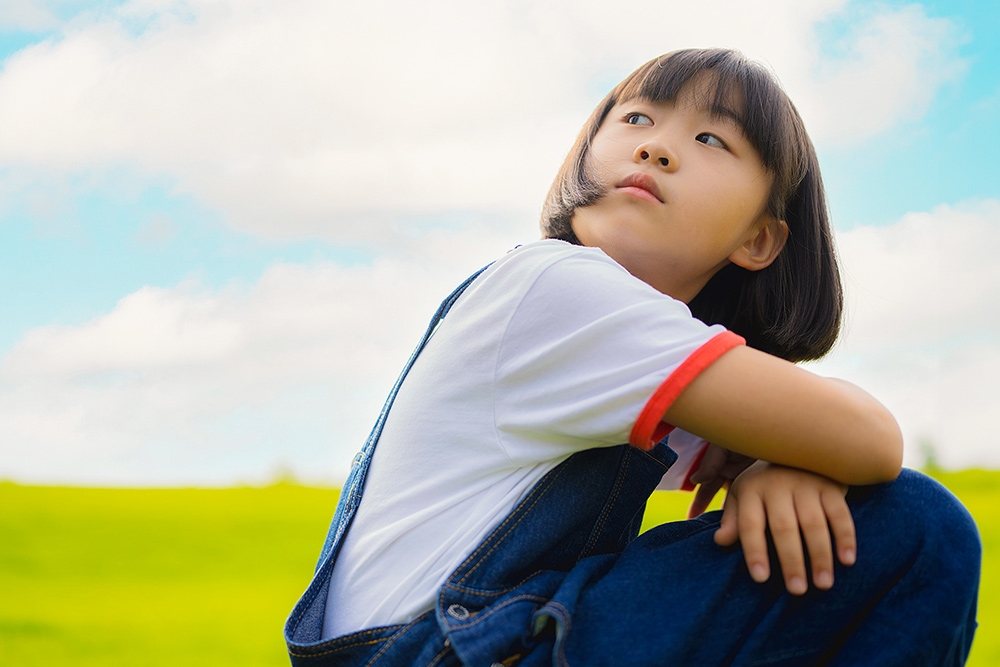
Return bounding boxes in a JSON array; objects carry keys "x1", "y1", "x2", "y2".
[{"x1": 284, "y1": 272, "x2": 981, "y2": 666}]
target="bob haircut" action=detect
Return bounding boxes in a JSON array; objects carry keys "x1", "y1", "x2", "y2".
[{"x1": 540, "y1": 48, "x2": 842, "y2": 362}]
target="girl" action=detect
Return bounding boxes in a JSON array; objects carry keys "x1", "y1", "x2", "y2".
[{"x1": 285, "y1": 49, "x2": 980, "y2": 666}]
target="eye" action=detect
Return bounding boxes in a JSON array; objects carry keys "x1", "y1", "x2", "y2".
[
  {"x1": 626, "y1": 113, "x2": 653, "y2": 126},
  {"x1": 696, "y1": 133, "x2": 727, "y2": 149}
]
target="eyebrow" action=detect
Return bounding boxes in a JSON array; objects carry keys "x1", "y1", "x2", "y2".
[{"x1": 707, "y1": 105, "x2": 744, "y2": 129}]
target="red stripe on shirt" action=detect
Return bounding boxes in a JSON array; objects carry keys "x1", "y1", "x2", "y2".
[{"x1": 629, "y1": 330, "x2": 745, "y2": 451}]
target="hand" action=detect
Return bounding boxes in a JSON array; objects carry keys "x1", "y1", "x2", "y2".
[
  {"x1": 714, "y1": 461, "x2": 856, "y2": 595},
  {"x1": 687, "y1": 443, "x2": 756, "y2": 519}
]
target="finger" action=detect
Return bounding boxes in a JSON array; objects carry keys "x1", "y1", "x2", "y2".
[
  {"x1": 714, "y1": 493, "x2": 739, "y2": 546},
  {"x1": 688, "y1": 476, "x2": 726, "y2": 519},
  {"x1": 735, "y1": 492, "x2": 771, "y2": 584},
  {"x1": 794, "y1": 491, "x2": 835, "y2": 590},
  {"x1": 821, "y1": 487, "x2": 857, "y2": 567},
  {"x1": 689, "y1": 444, "x2": 727, "y2": 485},
  {"x1": 766, "y1": 497, "x2": 808, "y2": 595}
]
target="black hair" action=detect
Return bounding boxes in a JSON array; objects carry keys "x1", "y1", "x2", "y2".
[{"x1": 540, "y1": 48, "x2": 842, "y2": 362}]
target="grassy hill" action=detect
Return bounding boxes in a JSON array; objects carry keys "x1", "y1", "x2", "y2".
[{"x1": 0, "y1": 470, "x2": 994, "y2": 665}]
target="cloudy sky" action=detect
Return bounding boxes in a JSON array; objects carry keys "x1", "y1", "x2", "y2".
[{"x1": 1, "y1": 0, "x2": 998, "y2": 485}]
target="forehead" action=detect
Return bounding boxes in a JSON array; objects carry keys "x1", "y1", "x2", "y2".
[
  {"x1": 614, "y1": 68, "x2": 749, "y2": 136},
  {"x1": 628, "y1": 71, "x2": 747, "y2": 125}
]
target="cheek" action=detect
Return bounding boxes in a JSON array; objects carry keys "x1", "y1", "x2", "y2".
[
  {"x1": 710, "y1": 177, "x2": 770, "y2": 225},
  {"x1": 586, "y1": 130, "x2": 632, "y2": 176}
]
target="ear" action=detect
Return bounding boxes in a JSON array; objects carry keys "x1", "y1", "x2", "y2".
[{"x1": 730, "y1": 215, "x2": 789, "y2": 272}]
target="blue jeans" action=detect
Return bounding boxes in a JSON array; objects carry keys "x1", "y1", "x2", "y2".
[{"x1": 284, "y1": 273, "x2": 981, "y2": 666}]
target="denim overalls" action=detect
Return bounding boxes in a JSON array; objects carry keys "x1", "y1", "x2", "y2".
[{"x1": 284, "y1": 270, "x2": 982, "y2": 667}]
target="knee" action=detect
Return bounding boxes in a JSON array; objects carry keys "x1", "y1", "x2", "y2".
[{"x1": 851, "y1": 468, "x2": 981, "y2": 587}]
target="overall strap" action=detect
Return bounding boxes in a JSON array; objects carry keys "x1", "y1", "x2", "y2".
[{"x1": 314, "y1": 263, "x2": 492, "y2": 569}]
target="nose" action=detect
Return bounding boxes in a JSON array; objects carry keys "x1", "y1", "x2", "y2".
[{"x1": 635, "y1": 141, "x2": 676, "y2": 170}]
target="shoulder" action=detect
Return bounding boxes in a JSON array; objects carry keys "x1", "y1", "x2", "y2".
[
  {"x1": 489, "y1": 240, "x2": 720, "y2": 363},
  {"x1": 448, "y1": 238, "x2": 716, "y2": 362},
  {"x1": 484, "y1": 239, "x2": 681, "y2": 314}
]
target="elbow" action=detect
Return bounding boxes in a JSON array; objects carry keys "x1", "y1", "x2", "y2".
[
  {"x1": 877, "y1": 422, "x2": 904, "y2": 483},
  {"x1": 859, "y1": 407, "x2": 904, "y2": 485}
]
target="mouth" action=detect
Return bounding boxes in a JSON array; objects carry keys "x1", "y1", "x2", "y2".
[{"x1": 616, "y1": 173, "x2": 663, "y2": 203}]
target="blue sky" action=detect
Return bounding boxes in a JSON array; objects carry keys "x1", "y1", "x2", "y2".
[
  {"x1": 0, "y1": 0, "x2": 373, "y2": 352},
  {"x1": 820, "y1": 0, "x2": 1000, "y2": 226},
  {"x1": 1, "y1": 0, "x2": 998, "y2": 484}
]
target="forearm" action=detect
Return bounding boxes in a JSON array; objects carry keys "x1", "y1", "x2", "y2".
[{"x1": 664, "y1": 346, "x2": 903, "y2": 486}]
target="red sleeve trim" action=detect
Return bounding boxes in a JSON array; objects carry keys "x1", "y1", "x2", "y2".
[
  {"x1": 629, "y1": 330, "x2": 745, "y2": 451},
  {"x1": 680, "y1": 442, "x2": 710, "y2": 492},
  {"x1": 650, "y1": 422, "x2": 674, "y2": 444}
]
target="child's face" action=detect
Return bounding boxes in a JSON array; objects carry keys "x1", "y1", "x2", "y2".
[{"x1": 571, "y1": 78, "x2": 784, "y2": 303}]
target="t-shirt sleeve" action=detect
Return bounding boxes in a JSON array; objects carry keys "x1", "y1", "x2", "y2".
[{"x1": 493, "y1": 250, "x2": 744, "y2": 466}]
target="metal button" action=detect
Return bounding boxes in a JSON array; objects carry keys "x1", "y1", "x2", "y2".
[{"x1": 446, "y1": 604, "x2": 470, "y2": 620}]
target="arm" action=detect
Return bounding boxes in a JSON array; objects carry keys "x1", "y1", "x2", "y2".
[{"x1": 663, "y1": 345, "x2": 903, "y2": 486}]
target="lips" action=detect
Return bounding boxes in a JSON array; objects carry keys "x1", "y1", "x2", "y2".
[{"x1": 617, "y1": 172, "x2": 663, "y2": 203}]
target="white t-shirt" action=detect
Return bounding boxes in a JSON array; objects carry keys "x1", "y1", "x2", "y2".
[{"x1": 322, "y1": 240, "x2": 743, "y2": 639}]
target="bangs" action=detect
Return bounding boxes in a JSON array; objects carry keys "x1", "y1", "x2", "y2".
[{"x1": 604, "y1": 50, "x2": 808, "y2": 220}]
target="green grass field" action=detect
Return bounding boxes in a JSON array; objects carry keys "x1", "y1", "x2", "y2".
[{"x1": 1, "y1": 471, "x2": 994, "y2": 665}]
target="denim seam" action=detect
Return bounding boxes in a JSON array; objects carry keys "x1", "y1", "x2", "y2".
[
  {"x1": 287, "y1": 620, "x2": 414, "y2": 657},
  {"x1": 444, "y1": 577, "x2": 546, "y2": 597},
  {"x1": 582, "y1": 447, "x2": 630, "y2": 557},
  {"x1": 543, "y1": 600, "x2": 572, "y2": 667},
  {"x1": 451, "y1": 464, "x2": 571, "y2": 586},
  {"x1": 286, "y1": 560, "x2": 330, "y2": 638},
  {"x1": 289, "y1": 637, "x2": 387, "y2": 658},
  {"x1": 636, "y1": 444, "x2": 671, "y2": 471},
  {"x1": 448, "y1": 594, "x2": 550, "y2": 630},
  {"x1": 426, "y1": 644, "x2": 452, "y2": 667},
  {"x1": 362, "y1": 612, "x2": 435, "y2": 667},
  {"x1": 580, "y1": 443, "x2": 671, "y2": 559}
]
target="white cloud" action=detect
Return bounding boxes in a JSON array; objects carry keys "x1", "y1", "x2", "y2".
[
  {"x1": 786, "y1": 4, "x2": 968, "y2": 144},
  {"x1": 0, "y1": 1, "x2": 60, "y2": 32},
  {"x1": 836, "y1": 200, "x2": 1000, "y2": 349},
  {"x1": 807, "y1": 200, "x2": 1000, "y2": 470},
  {"x1": 2, "y1": 202, "x2": 998, "y2": 484},
  {"x1": 0, "y1": 226, "x2": 519, "y2": 484},
  {"x1": 0, "y1": 0, "x2": 967, "y2": 243},
  {"x1": 0, "y1": 1, "x2": 119, "y2": 32}
]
